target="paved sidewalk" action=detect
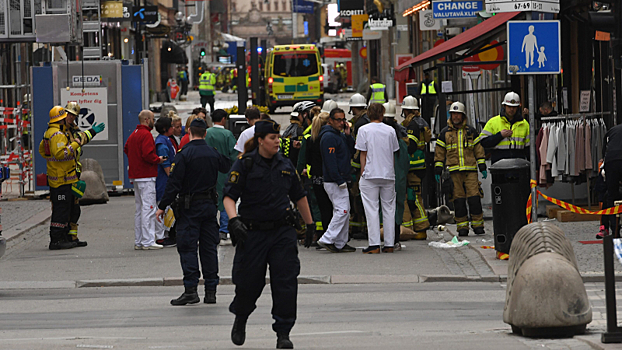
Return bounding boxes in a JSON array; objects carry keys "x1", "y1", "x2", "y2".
[{"x1": 0, "y1": 195, "x2": 620, "y2": 287}]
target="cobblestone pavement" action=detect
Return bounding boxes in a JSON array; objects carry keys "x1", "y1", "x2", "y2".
[
  {"x1": 426, "y1": 225, "x2": 497, "y2": 278},
  {"x1": 0, "y1": 199, "x2": 49, "y2": 232}
]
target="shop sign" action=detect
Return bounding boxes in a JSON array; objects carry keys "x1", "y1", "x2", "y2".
[
  {"x1": 60, "y1": 88, "x2": 109, "y2": 141},
  {"x1": 420, "y1": 10, "x2": 441, "y2": 31},
  {"x1": 368, "y1": 18, "x2": 394, "y2": 30},
  {"x1": 339, "y1": 0, "x2": 365, "y2": 17},
  {"x1": 362, "y1": 29, "x2": 382, "y2": 40},
  {"x1": 485, "y1": 0, "x2": 559, "y2": 14},
  {"x1": 293, "y1": 0, "x2": 314, "y2": 14},
  {"x1": 101, "y1": 1, "x2": 123, "y2": 18},
  {"x1": 433, "y1": 1, "x2": 483, "y2": 19},
  {"x1": 351, "y1": 14, "x2": 368, "y2": 38},
  {"x1": 579, "y1": 90, "x2": 590, "y2": 113},
  {"x1": 72, "y1": 75, "x2": 102, "y2": 87},
  {"x1": 132, "y1": 6, "x2": 158, "y2": 23}
]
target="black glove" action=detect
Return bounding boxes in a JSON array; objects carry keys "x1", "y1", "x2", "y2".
[
  {"x1": 304, "y1": 224, "x2": 315, "y2": 248},
  {"x1": 228, "y1": 216, "x2": 248, "y2": 247}
]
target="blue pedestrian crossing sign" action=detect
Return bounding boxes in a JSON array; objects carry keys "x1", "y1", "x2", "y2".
[{"x1": 507, "y1": 20, "x2": 560, "y2": 75}]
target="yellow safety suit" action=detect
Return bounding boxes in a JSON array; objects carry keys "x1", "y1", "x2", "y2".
[{"x1": 434, "y1": 118, "x2": 486, "y2": 232}]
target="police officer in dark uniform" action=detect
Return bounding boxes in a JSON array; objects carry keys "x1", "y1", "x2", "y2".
[
  {"x1": 223, "y1": 119, "x2": 315, "y2": 349},
  {"x1": 156, "y1": 118, "x2": 231, "y2": 306}
]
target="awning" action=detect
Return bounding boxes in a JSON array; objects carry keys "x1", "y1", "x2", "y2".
[
  {"x1": 395, "y1": 12, "x2": 520, "y2": 73},
  {"x1": 221, "y1": 33, "x2": 245, "y2": 43}
]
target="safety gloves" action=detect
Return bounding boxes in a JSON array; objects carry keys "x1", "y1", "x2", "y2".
[{"x1": 228, "y1": 216, "x2": 248, "y2": 247}]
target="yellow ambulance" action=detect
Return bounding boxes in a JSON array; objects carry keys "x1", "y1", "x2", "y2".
[{"x1": 264, "y1": 44, "x2": 324, "y2": 113}]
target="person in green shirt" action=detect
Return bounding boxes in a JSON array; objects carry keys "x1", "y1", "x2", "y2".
[{"x1": 204, "y1": 109, "x2": 238, "y2": 243}]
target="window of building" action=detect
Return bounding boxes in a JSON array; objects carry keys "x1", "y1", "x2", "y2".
[
  {"x1": 283, "y1": 1, "x2": 287, "y2": 11},
  {"x1": 267, "y1": 2, "x2": 270, "y2": 11},
  {"x1": 259, "y1": 1, "x2": 263, "y2": 11},
  {"x1": 232, "y1": 2, "x2": 237, "y2": 12},
  {"x1": 274, "y1": 1, "x2": 278, "y2": 11}
]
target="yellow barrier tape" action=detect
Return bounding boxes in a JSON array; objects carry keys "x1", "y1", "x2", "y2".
[{"x1": 526, "y1": 179, "x2": 622, "y2": 223}]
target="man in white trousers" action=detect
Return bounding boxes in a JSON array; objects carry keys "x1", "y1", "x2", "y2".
[
  {"x1": 316, "y1": 108, "x2": 357, "y2": 253},
  {"x1": 356, "y1": 103, "x2": 400, "y2": 253},
  {"x1": 124, "y1": 110, "x2": 166, "y2": 250}
]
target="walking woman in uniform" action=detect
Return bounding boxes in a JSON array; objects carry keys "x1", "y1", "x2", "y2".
[{"x1": 223, "y1": 119, "x2": 315, "y2": 349}]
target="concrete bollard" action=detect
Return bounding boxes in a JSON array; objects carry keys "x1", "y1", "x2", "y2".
[
  {"x1": 79, "y1": 158, "x2": 109, "y2": 205},
  {"x1": 503, "y1": 222, "x2": 592, "y2": 337}
]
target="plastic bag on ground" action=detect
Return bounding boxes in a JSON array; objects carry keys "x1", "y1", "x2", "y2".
[{"x1": 429, "y1": 236, "x2": 470, "y2": 248}]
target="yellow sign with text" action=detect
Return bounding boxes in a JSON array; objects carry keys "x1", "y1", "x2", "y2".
[{"x1": 351, "y1": 14, "x2": 369, "y2": 38}]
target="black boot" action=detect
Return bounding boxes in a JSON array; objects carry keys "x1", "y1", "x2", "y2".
[
  {"x1": 231, "y1": 317, "x2": 247, "y2": 346},
  {"x1": 69, "y1": 235, "x2": 88, "y2": 247},
  {"x1": 473, "y1": 226, "x2": 485, "y2": 235},
  {"x1": 204, "y1": 290, "x2": 216, "y2": 304},
  {"x1": 458, "y1": 229, "x2": 469, "y2": 237},
  {"x1": 170, "y1": 286, "x2": 200, "y2": 306},
  {"x1": 276, "y1": 333, "x2": 294, "y2": 349},
  {"x1": 49, "y1": 236, "x2": 77, "y2": 250}
]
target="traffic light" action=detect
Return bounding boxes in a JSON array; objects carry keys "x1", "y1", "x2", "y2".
[{"x1": 200, "y1": 48, "x2": 206, "y2": 57}]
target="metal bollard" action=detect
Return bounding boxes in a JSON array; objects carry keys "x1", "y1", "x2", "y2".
[
  {"x1": 504, "y1": 222, "x2": 592, "y2": 337},
  {"x1": 601, "y1": 200, "x2": 622, "y2": 343}
]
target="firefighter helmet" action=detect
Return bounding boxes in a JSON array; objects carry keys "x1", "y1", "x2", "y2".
[
  {"x1": 349, "y1": 93, "x2": 367, "y2": 108},
  {"x1": 65, "y1": 101, "x2": 81, "y2": 116},
  {"x1": 49, "y1": 106, "x2": 68, "y2": 123},
  {"x1": 321, "y1": 100, "x2": 338, "y2": 114},
  {"x1": 383, "y1": 102, "x2": 396, "y2": 118},
  {"x1": 502, "y1": 92, "x2": 520, "y2": 106},
  {"x1": 291, "y1": 101, "x2": 316, "y2": 117},
  {"x1": 402, "y1": 95, "x2": 420, "y2": 110},
  {"x1": 449, "y1": 101, "x2": 467, "y2": 115}
]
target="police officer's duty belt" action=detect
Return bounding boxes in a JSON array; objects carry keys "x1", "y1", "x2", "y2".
[{"x1": 241, "y1": 218, "x2": 289, "y2": 231}]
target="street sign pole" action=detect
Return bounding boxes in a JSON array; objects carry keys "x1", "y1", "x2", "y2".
[{"x1": 526, "y1": 11, "x2": 537, "y2": 223}]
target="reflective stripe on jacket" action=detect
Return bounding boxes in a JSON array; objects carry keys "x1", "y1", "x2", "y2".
[
  {"x1": 38, "y1": 123, "x2": 80, "y2": 188},
  {"x1": 369, "y1": 83, "x2": 386, "y2": 103},
  {"x1": 434, "y1": 120, "x2": 486, "y2": 174},
  {"x1": 420, "y1": 81, "x2": 437, "y2": 95},
  {"x1": 199, "y1": 72, "x2": 215, "y2": 94}
]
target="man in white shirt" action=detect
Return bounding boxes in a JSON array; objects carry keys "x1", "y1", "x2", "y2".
[
  {"x1": 234, "y1": 108, "x2": 261, "y2": 154},
  {"x1": 355, "y1": 103, "x2": 400, "y2": 254}
]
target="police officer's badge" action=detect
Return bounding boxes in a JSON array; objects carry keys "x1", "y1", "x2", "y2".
[
  {"x1": 170, "y1": 163, "x2": 175, "y2": 173},
  {"x1": 229, "y1": 171, "x2": 239, "y2": 184}
]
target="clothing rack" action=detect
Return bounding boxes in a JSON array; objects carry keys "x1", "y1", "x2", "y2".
[{"x1": 537, "y1": 114, "x2": 608, "y2": 208}]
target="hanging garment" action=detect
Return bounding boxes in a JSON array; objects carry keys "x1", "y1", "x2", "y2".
[
  {"x1": 585, "y1": 121, "x2": 592, "y2": 174},
  {"x1": 556, "y1": 124, "x2": 566, "y2": 175},
  {"x1": 546, "y1": 123, "x2": 559, "y2": 177},
  {"x1": 539, "y1": 125, "x2": 550, "y2": 184}
]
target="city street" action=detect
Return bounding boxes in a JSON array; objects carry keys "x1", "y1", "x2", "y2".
[{"x1": 0, "y1": 195, "x2": 621, "y2": 350}]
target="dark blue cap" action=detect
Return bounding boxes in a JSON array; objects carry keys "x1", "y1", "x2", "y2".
[
  {"x1": 190, "y1": 118, "x2": 208, "y2": 129},
  {"x1": 254, "y1": 119, "x2": 280, "y2": 134}
]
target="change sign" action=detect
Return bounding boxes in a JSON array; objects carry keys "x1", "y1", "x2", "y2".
[{"x1": 433, "y1": 1, "x2": 483, "y2": 18}]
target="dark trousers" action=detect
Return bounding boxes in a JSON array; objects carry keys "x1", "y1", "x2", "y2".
[
  {"x1": 313, "y1": 181, "x2": 333, "y2": 232},
  {"x1": 604, "y1": 160, "x2": 622, "y2": 233},
  {"x1": 229, "y1": 225, "x2": 300, "y2": 334},
  {"x1": 50, "y1": 184, "x2": 79, "y2": 242},
  {"x1": 176, "y1": 200, "x2": 220, "y2": 290},
  {"x1": 181, "y1": 81, "x2": 188, "y2": 96},
  {"x1": 200, "y1": 94, "x2": 215, "y2": 114}
]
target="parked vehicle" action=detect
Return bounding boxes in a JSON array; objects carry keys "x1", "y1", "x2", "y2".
[{"x1": 263, "y1": 44, "x2": 324, "y2": 113}]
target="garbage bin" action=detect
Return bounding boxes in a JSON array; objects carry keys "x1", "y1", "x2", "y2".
[{"x1": 489, "y1": 158, "x2": 531, "y2": 254}]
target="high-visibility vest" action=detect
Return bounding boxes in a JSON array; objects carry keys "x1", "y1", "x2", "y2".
[
  {"x1": 477, "y1": 115, "x2": 530, "y2": 150},
  {"x1": 199, "y1": 72, "x2": 215, "y2": 93},
  {"x1": 420, "y1": 81, "x2": 437, "y2": 95},
  {"x1": 369, "y1": 83, "x2": 386, "y2": 103}
]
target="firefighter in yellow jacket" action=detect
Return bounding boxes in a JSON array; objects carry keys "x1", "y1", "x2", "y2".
[
  {"x1": 64, "y1": 102, "x2": 90, "y2": 247},
  {"x1": 39, "y1": 106, "x2": 105, "y2": 250},
  {"x1": 434, "y1": 102, "x2": 487, "y2": 237},
  {"x1": 401, "y1": 96, "x2": 431, "y2": 240}
]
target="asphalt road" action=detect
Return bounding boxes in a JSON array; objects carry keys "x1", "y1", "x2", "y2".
[{"x1": 0, "y1": 283, "x2": 600, "y2": 350}]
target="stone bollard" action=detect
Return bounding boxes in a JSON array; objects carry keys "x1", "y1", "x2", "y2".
[
  {"x1": 503, "y1": 222, "x2": 592, "y2": 337},
  {"x1": 79, "y1": 158, "x2": 109, "y2": 205}
]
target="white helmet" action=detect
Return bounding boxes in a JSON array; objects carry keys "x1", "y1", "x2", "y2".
[
  {"x1": 449, "y1": 101, "x2": 466, "y2": 115},
  {"x1": 383, "y1": 102, "x2": 396, "y2": 118},
  {"x1": 349, "y1": 93, "x2": 367, "y2": 108},
  {"x1": 402, "y1": 95, "x2": 419, "y2": 110},
  {"x1": 321, "y1": 100, "x2": 338, "y2": 114},
  {"x1": 291, "y1": 102, "x2": 303, "y2": 117},
  {"x1": 502, "y1": 92, "x2": 520, "y2": 106}
]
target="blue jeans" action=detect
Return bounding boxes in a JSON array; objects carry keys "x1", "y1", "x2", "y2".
[{"x1": 219, "y1": 210, "x2": 229, "y2": 234}]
